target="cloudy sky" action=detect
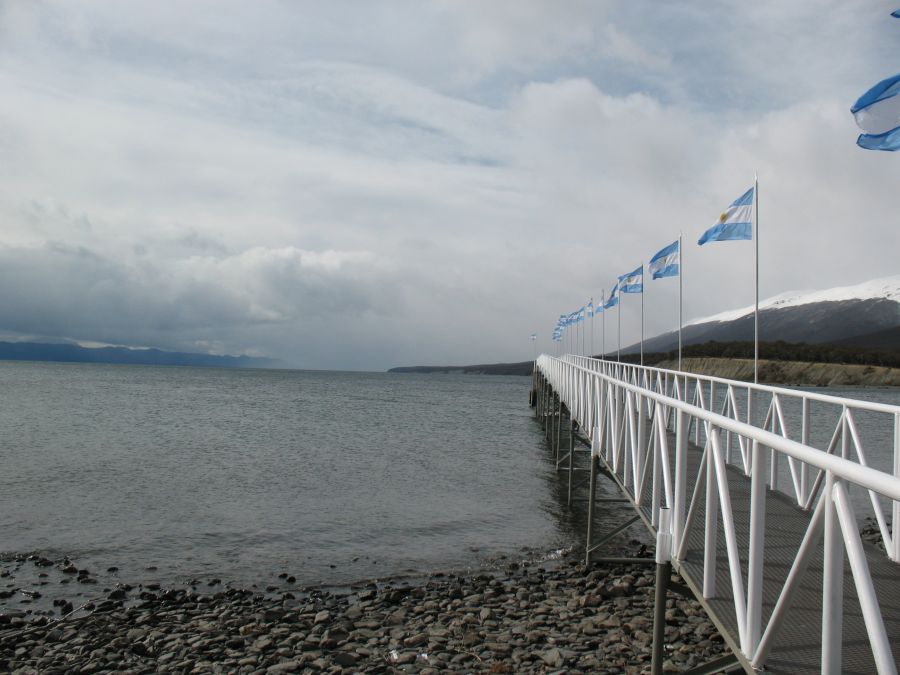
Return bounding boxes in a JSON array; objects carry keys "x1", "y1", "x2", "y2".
[{"x1": 1, "y1": 1, "x2": 898, "y2": 370}]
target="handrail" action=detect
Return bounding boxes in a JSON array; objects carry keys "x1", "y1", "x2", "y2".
[
  {"x1": 564, "y1": 353, "x2": 900, "y2": 414},
  {"x1": 545, "y1": 354, "x2": 900, "y2": 500},
  {"x1": 535, "y1": 353, "x2": 900, "y2": 674}
]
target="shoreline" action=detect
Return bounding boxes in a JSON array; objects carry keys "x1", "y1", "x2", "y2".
[
  {"x1": 1, "y1": 546, "x2": 728, "y2": 674},
  {"x1": 657, "y1": 357, "x2": 900, "y2": 387}
]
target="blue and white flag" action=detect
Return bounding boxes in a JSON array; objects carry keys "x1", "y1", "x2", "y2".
[
  {"x1": 603, "y1": 282, "x2": 619, "y2": 309},
  {"x1": 618, "y1": 265, "x2": 643, "y2": 294},
  {"x1": 649, "y1": 240, "x2": 679, "y2": 279},
  {"x1": 530, "y1": 333, "x2": 537, "y2": 340},
  {"x1": 698, "y1": 187, "x2": 754, "y2": 245},
  {"x1": 851, "y1": 73, "x2": 900, "y2": 151},
  {"x1": 587, "y1": 300, "x2": 594, "y2": 318},
  {"x1": 892, "y1": 9, "x2": 900, "y2": 17}
]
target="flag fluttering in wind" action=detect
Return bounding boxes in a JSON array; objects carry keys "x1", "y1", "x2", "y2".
[
  {"x1": 699, "y1": 180, "x2": 760, "y2": 382},
  {"x1": 698, "y1": 187, "x2": 754, "y2": 244},
  {"x1": 892, "y1": 9, "x2": 900, "y2": 17},
  {"x1": 618, "y1": 265, "x2": 643, "y2": 293},
  {"x1": 851, "y1": 73, "x2": 900, "y2": 151},
  {"x1": 650, "y1": 237, "x2": 684, "y2": 368},
  {"x1": 587, "y1": 300, "x2": 594, "y2": 318},
  {"x1": 604, "y1": 282, "x2": 619, "y2": 309},
  {"x1": 649, "y1": 240, "x2": 680, "y2": 279},
  {"x1": 530, "y1": 333, "x2": 537, "y2": 340}
]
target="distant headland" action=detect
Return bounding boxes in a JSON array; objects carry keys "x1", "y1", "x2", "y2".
[{"x1": 389, "y1": 339, "x2": 900, "y2": 387}]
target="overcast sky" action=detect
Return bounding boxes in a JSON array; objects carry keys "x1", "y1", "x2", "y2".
[{"x1": 1, "y1": 1, "x2": 898, "y2": 370}]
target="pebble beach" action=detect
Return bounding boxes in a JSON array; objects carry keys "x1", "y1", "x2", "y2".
[{"x1": 1, "y1": 547, "x2": 728, "y2": 674}]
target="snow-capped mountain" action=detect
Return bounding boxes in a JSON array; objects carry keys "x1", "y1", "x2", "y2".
[
  {"x1": 686, "y1": 276, "x2": 900, "y2": 326},
  {"x1": 629, "y1": 276, "x2": 900, "y2": 355}
]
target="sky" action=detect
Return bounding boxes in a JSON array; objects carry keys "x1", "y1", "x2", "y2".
[{"x1": 0, "y1": 1, "x2": 898, "y2": 370}]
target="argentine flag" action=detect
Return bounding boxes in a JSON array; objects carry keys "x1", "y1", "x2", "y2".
[
  {"x1": 587, "y1": 300, "x2": 594, "y2": 318},
  {"x1": 649, "y1": 240, "x2": 680, "y2": 279},
  {"x1": 618, "y1": 265, "x2": 643, "y2": 294},
  {"x1": 604, "y1": 282, "x2": 619, "y2": 309},
  {"x1": 698, "y1": 187, "x2": 753, "y2": 245},
  {"x1": 852, "y1": 73, "x2": 900, "y2": 151},
  {"x1": 892, "y1": 9, "x2": 900, "y2": 17}
]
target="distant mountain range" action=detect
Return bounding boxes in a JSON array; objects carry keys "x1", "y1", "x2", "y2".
[
  {"x1": 621, "y1": 275, "x2": 900, "y2": 356},
  {"x1": 390, "y1": 276, "x2": 900, "y2": 375},
  {"x1": 0, "y1": 341, "x2": 279, "y2": 369}
]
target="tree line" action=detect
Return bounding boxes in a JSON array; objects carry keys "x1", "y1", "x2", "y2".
[{"x1": 617, "y1": 340, "x2": 900, "y2": 369}]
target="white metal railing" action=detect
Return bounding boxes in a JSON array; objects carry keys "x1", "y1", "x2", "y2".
[{"x1": 536, "y1": 353, "x2": 900, "y2": 674}]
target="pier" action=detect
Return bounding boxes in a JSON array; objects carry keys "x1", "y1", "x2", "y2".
[{"x1": 533, "y1": 354, "x2": 900, "y2": 674}]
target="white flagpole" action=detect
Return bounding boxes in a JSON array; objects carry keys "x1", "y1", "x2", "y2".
[
  {"x1": 581, "y1": 308, "x2": 585, "y2": 356},
  {"x1": 678, "y1": 233, "x2": 683, "y2": 372},
  {"x1": 601, "y1": 289, "x2": 606, "y2": 360},
  {"x1": 754, "y1": 174, "x2": 759, "y2": 384},
  {"x1": 640, "y1": 263, "x2": 644, "y2": 367},
  {"x1": 617, "y1": 298, "x2": 621, "y2": 362},
  {"x1": 590, "y1": 297, "x2": 594, "y2": 357},
  {"x1": 577, "y1": 314, "x2": 581, "y2": 356}
]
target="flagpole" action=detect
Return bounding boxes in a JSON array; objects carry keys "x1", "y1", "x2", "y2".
[
  {"x1": 678, "y1": 233, "x2": 683, "y2": 372},
  {"x1": 577, "y1": 314, "x2": 581, "y2": 356},
  {"x1": 590, "y1": 297, "x2": 594, "y2": 358},
  {"x1": 581, "y1": 308, "x2": 585, "y2": 356},
  {"x1": 754, "y1": 174, "x2": 759, "y2": 384},
  {"x1": 640, "y1": 263, "x2": 644, "y2": 367},
  {"x1": 617, "y1": 300, "x2": 621, "y2": 362},
  {"x1": 601, "y1": 289, "x2": 606, "y2": 360}
]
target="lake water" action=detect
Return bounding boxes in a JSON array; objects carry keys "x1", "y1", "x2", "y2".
[
  {"x1": 1, "y1": 362, "x2": 584, "y2": 608},
  {"x1": 1, "y1": 361, "x2": 897, "y2": 617}
]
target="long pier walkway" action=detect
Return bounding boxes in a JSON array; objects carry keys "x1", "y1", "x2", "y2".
[{"x1": 533, "y1": 354, "x2": 900, "y2": 674}]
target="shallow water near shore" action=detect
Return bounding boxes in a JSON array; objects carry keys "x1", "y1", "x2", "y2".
[{"x1": 1, "y1": 361, "x2": 597, "y2": 616}]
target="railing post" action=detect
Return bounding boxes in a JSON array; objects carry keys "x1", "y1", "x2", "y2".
[
  {"x1": 638, "y1": 393, "x2": 647, "y2": 497},
  {"x1": 703, "y1": 436, "x2": 718, "y2": 598},
  {"x1": 894, "y1": 412, "x2": 900, "y2": 562},
  {"x1": 801, "y1": 397, "x2": 810, "y2": 506},
  {"x1": 770, "y1": 399, "x2": 779, "y2": 491},
  {"x1": 822, "y1": 472, "x2": 843, "y2": 674},
  {"x1": 673, "y1": 409, "x2": 688, "y2": 559},
  {"x1": 747, "y1": 439, "x2": 766, "y2": 656},
  {"x1": 746, "y1": 385, "x2": 754, "y2": 477}
]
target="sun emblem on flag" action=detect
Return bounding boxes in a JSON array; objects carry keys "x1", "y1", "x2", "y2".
[{"x1": 718, "y1": 212, "x2": 728, "y2": 223}]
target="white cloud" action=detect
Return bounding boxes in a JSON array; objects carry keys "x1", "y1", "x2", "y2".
[{"x1": 0, "y1": 1, "x2": 897, "y2": 369}]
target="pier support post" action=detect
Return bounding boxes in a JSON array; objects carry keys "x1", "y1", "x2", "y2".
[
  {"x1": 652, "y1": 508, "x2": 673, "y2": 675},
  {"x1": 555, "y1": 398, "x2": 563, "y2": 466},
  {"x1": 585, "y1": 429, "x2": 600, "y2": 565},
  {"x1": 567, "y1": 417, "x2": 576, "y2": 506}
]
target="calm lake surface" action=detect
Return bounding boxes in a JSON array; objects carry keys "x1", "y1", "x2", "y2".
[
  {"x1": 1, "y1": 361, "x2": 897, "y2": 616},
  {"x1": 1, "y1": 362, "x2": 581, "y2": 600}
]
